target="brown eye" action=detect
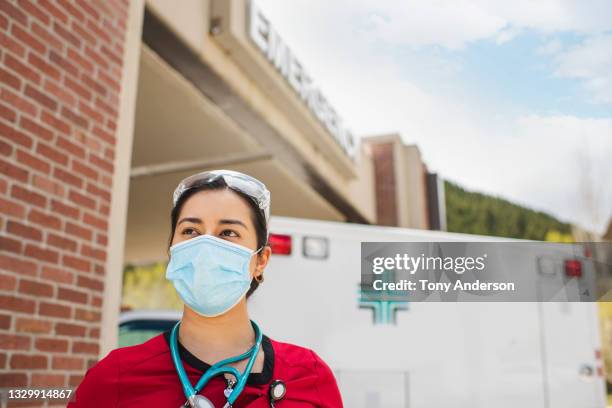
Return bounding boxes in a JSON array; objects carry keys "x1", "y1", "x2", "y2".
[
  {"x1": 182, "y1": 228, "x2": 199, "y2": 237},
  {"x1": 220, "y1": 229, "x2": 239, "y2": 238}
]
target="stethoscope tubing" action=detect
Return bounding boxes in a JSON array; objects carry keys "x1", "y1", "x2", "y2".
[{"x1": 170, "y1": 320, "x2": 263, "y2": 406}]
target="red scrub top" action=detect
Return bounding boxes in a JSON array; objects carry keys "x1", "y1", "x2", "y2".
[{"x1": 67, "y1": 329, "x2": 343, "y2": 407}]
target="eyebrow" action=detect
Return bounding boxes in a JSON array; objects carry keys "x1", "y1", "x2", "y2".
[{"x1": 177, "y1": 217, "x2": 248, "y2": 229}]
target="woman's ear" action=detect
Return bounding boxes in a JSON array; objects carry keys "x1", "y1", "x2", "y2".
[{"x1": 254, "y1": 245, "x2": 272, "y2": 280}]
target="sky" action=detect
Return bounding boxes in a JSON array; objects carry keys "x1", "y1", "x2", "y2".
[{"x1": 256, "y1": 0, "x2": 612, "y2": 235}]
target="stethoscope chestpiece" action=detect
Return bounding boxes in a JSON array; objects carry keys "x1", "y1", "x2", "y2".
[
  {"x1": 269, "y1": 379, "x2": 286, "y2": 401},
  {"x1": 188, "y1": 394, "x2": 215, "y2": 408}
]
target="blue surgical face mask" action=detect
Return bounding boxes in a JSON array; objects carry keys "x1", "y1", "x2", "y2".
[{"x1": 166, "y1": 234, "x2": 262, "y2": 317}]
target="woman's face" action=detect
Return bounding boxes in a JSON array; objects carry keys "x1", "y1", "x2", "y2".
[{"x1": 170, "y1": 188, "x2": 270, "y2": 281}]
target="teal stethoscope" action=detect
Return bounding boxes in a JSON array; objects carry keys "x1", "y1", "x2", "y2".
[{"x1": 170, "y1": 319, "x2": 263, "y2": 408}]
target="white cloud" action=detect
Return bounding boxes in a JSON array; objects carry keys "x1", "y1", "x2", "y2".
[{"x1": 552, "y1": 35, "x2": 612, "y2": 103}]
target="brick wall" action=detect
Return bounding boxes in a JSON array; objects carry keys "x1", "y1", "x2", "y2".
[
  {"x1": 370, "y1": 142, "x2": 398, "y2": 226},
  {"x1": 0, "y1": 0, "x2": 128, "y2": 400}
]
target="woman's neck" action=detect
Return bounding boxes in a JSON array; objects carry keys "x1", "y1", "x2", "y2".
[{"x1": 178, "y1": 301, "x2": 256, "y2": 363}]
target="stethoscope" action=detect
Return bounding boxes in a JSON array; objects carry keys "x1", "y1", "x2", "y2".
[{"x1": 170, "y1": 320, "x2": 286, "y2": 408}]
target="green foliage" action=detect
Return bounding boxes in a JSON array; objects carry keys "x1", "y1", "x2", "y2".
[
  {"x1": 445, "y1": 181, "x2": 573, "y2": 241},
  {"x1": 122, "y1": 262, "x2": 183, "y2": 310}
]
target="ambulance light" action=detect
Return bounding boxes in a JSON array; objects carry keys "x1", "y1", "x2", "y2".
[{"x1": 268, "y1": 233, "x2": 292, "y2": 255}]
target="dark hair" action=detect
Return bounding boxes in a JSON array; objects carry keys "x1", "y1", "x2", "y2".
[{"x1": 167, "y1": 178, "x2": 268, "y2": 298}]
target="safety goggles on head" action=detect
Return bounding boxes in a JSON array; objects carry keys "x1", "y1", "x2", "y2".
[{"x1": 172, "y1": 169, "x2": 271, "y2": 228}]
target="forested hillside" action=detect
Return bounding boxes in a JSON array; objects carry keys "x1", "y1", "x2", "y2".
[{"x1": 445, "y1": 181, "x2": 572, "y2": 240}]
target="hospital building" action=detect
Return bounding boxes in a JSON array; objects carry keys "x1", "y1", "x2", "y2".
[{"x1": 0, "y1": 0, "x2": 445, "y2": 394}]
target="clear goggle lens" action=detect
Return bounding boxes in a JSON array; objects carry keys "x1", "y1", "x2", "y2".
[{"x1": 172, "y1": 170, "x2": 270, "y2": 227}]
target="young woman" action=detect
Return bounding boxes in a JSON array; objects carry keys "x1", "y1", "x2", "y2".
[{"x1": 69, "y1": 170, "x2": 343, "y2": 407}]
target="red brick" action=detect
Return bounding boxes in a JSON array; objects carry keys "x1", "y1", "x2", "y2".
[
  {"x1": 62, "y1": 254, "x2": 91, "y2": 273},
  {"x1": 79, "y1": 100, "x2": 105, "y2": 124},
  {"x1": 20, "y1": 116, "x2": 54, "y2": 141},
  {"x1": 39, "y1": 0, "x2": 69, "y2": 24},
  {"x1": 101, "y1": 44, "x2": 122, "y2": 67},
  {"x1": 52, "y1": 355, "x2": 83, "y2": 370},
  {"x1": 72, "y1": 340, "x2": 99, "y2": 354},
  {"x1": 24, "y1": 243, "x2": 59, "y2": 263},
  {"x1": 35, "y1": 337, "x2": 68, "y2": 353},
  {"x1": 74, "y1": 308, "x2": 101, "y2": 322},
  {"x1": 77, "y1": 1, "x2": 100, "y2": 21},
  {"x1": 38, "y1": 301, "x2": 71, "y2": 319},
  {"x1": 89, "y1": 152, "x2": 113, "y2": 173},
  {"x1": 0, "y1": 102, "x2": 17, "y2": 123},
  {"x1": 51, "y1": 199, "x2": 80, "y2": 219},
  {"x1": 31, "y1": 373, "x2": 65, "y2": 387},
  {"x1": 0, "y1": 139, "x2": 12, "y2": 156},
  {"x1": 53, "y1": 166, "x2": 83, "y2": 188},
  {"x1": 36, "y1": 141, "x2": 69, "y2": 166},
  {"x1": 16, "y1": 149, "x2": 51, "y2": 173},
  {"x1": 40, "y1": 113, "x2": 73, "y2": 142},
  {"x1": 11, "y1": 184, "x2": 47, "y2": 207},
  {"x1": 0, "y1": 235, "x2": 22, "y2": 253},
  {"x1": 29, "y1": 52, "x2": 61, "y2": 81},
  {"x1": 65, "y1": 221, "x2": 93, "y2": 241},
  {"x1": 12, "y1": 24, "x2": 46, "y2": 54},
  {"x1": 0, "y1": 314, "x2": 11, "y2": 330},
  {"x1": 25, "y1": 84, "x2": 57, "y2": 111},
  {"x1": 98, "y1": 70, "x2": 120, "y2": 92},
  {"x1": 5, "y1": 53, "x2": 41, "y2": 85},
  {"x1": 0, "y1": 31, "x2": 26, "y2": 58},
  {"x1": 15, "y1": 317, "x2": 52, "y2": 334},
  {"x1": 53, "y1": 21, "x2": 80, "y2": 48},
  {"x1": 96, "y1": 233, "x2": 107, "y2": 246},
  {"x1": 77, "y1": 275, "x2": 104, "y2": 291},
  {"x1": 17, "y1": 0, "x2": 51, "y2": 26},
  {"x1": 0, "y1": 295, "x2": 35, "y2": 314},
  {"x1": 18, "y1": 278, "x2": 54, "y2": 297},
  {"x1": 31, "y1": 21, "x2": 63, "y2": 51},
  {"x1": 57, "y1": 1, "x2": 84, "y2": 21},
  {"x1": 0, "y1": 333, "x2": 31, "y2": 351},
  {"x1": 0, "y1": 11, "x2": 6, "y2": 30},
  {"x1": 0, "y1": 372, "x2": 28, "y2": 387},
  {"x1": 93, "y1": 262, "x2": 104, "y2": 275},
  {"x1": 95, "y1": 96, "x2": 117, "y2": 117},
  {"x1": 28, "y1": 208, "x2": 62, "y2": 230},
  {"x1": 44, "y1": 79, "x2": 76, "y2": 107},
  {"x1": 72, "y1": 159, "x2": 98, "y2": 181},
  {"x1": 41, "y1": 265, "x2": 73, "y2": 284},
  {"x1": 10, "y1": 354, "x2": 48, "y2": 369},
  {"x1": 0, "y1": 120, "x2": 33, "y2": 148},
  {"x1": 7, "y1": 220, "x2": 43, "y2": 241},
  {"x1": 67, "y1": 47, "x2": 94, "y2": 73},
  {"x1": 1, "y1": 88, "x2": 38, "y2": 117},
  {"x1": 69, "y1": 373, "x2": 84, "y2": 386},
  {"x1": 47, "y1": 233, "x2": 77, "y2": 252},
  {"x1": 83, "y1": 212, "x2": 108, "y2": 231},
  {"x1": 0, "y1": 158, "x2": 29, "y2": 183},
  {"x1": 60, "y1": 106, "x2": 88, "y2": 129},
  {"x1": 58, "y1": 287, "x2": 88, "y2": 304},
  {"x1": 67, "y1": 190, "x2": 96, "y2": 211},
  {"x1": 0, "y1": 254, "x2": 37, "y2": 276},
  {"x1": 0, "y1": 0, "x2": 28, "y2": 26},
  {"x1": 81, "y1": 73, "x2": 107, "y2": 97},
  {"x1": 81, "y1": 244, "x2": 106, "y2": 262},
  {"x1": 0, "y1": 273, "x2": 17, "y2": 291},
  {"x1": 91, "y1": 295, "x2": 102, "y2": 307},
  {"x1": 64, "y1": 76, "x2": 92, "y2": 101},
  {"x1": 55, "y1": 322, "x2": 86, "y2": 337},
  {"x1": 49, "y1": 49, "x2": 78, "y2": 77},
  {"x1": 72, "y1": 20, "x2": 97, "y2": 46},
  {"x1": 84, "y1": 45, "x2": 109, "y2": 71},
  {"x1": 88, "y1": 327, "x2": 100, "y2": 338},
  {"x1": 0, "y1": 66, "x2": 21, "y2": 90},
  {"x1": 56, "y1": 135, "x2": 86, "y2": 158},
  {"x1": 86, "y1": 19, "x2": 111, "y2": 44},
  {"x1": 32, "y1": 173, "x2": 65, "y2": 197}
]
